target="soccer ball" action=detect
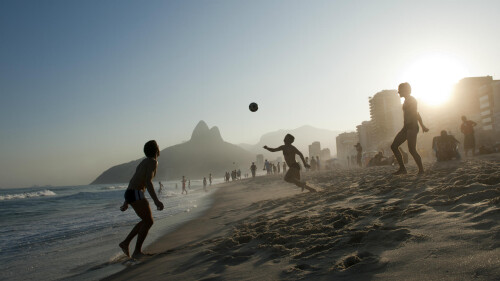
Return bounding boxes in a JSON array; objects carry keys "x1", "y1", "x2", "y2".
[{"x1": 249, "y1": 102, "x2": 258, "y2": 112}]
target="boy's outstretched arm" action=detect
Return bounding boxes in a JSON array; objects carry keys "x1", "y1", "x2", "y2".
[
  {"x1": 296, "y1": 148, "x2": 310, "y2": 168},
  {"x1": 263, "y1": 145, "x2": 283, "y2": 152}
]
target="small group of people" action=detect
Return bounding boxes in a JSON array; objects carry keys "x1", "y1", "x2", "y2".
[
  {"x1": 225, "y1": 169, "x2": 241, "y2": 182},
  {"x1": 305, "y1": 156, "x2": 321, "y2": 171},
  {"x1": 263, "y1": 159, "x2": 286, "y2": 175}
]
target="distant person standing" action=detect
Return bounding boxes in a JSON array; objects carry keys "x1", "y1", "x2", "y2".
[
  {"x1": 209, "y1": 173, "x2": 212, "y2": 185},
  {"x1": 181, "y1": 176, "x2": 188, "y2": 195},
  {"x1": 119, "y1": 140, "x2": 164, "y2": 259},
  {"x1": 305, "y1": 157, "x2": 310, "y2": 172},
  {"x1": 272, "y1": 164, "x2": 277, "y2": 174},
  {"x1": 250, "y1": 162, "x2": 257, "y2": 178},
  {"x1": 203, "y1": 177, "x2": 207, "y2": 192},
  {"x1": 157, "y1": 181, "x2": 164, "y2": 194},
  {"x1": 282, "y1": 162, "x2": 287, "y2": 174},
  {"x1": 264, "y1": 134, "x2": 316, "y2": 192},
  {"x1": 316, "y1": 156, "x2": 320, "y2": 171},
  {"x1": 461, "y1": 116, "x2": 477, "y2": 157},
  {"x1": 188, "y1": 179, "x2": 191, "y2": 189},
  {"x1": 264, "y1": 159, "x2": 271, "y2": 175},
  {"x1": 391, "y1": 82, "x2": 429, "y2": 175},
  {"x1": 355, "y1": 143, "x2": 363, "y2": 167},
  {"x1": 277, "y1": 162, "x2": 281, "y2": 174},
  {"x1": 310, "y1": 156, "x2": 317, "y2": 171}
]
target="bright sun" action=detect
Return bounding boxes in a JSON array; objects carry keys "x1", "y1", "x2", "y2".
[{"x1": 400, "y1": 53, "x2": 468, "y2": 106}]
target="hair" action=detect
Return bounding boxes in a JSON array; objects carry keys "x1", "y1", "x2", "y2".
[
  {"x1": 461, "y1": 115, "x2": 467, "y2": 120},
  {"x1": 284, "y1": 134, "x2": 295, "y2": 144},
  {"x1": 144, "y1": 140, "x2": 159, "y2": 158},
  {"x1": 441, "y1": 130, "x2": 448, "y2": 137},
  {"x1": 398, "y1": 82, "x2": 411, "y2": 93}
]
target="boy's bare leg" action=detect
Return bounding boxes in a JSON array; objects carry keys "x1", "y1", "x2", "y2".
[
  {"x1": 129, "y1": 199, "x2": 154, "y2": 258},
  {"x1": 119, "y1": 221, "x2": 144, "y2": 257},
  {"x1": 284, "y1": 177, "x2": 316, "y2": 192}
]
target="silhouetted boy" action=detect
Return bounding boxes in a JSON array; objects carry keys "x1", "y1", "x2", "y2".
[{"x1": 263, "y1": 134, "x2": 316, "y2": 192}]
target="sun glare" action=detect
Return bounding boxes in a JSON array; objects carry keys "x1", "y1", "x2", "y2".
[{"x1": 400, "y1": 54, "x2": 468, "y2": 106}]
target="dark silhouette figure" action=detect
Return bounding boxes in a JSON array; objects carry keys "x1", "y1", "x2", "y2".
[
  {"x1": 250, "y1": 162, "x2": 257, "y2": 178},
  {"x1": 264, "y1": 159, "x2": 271, "y2": 175},
  {"x1": 391, "y1": 82, "x2": 429, "y2": 175},
  {"x1": 310, "y1": 156, "x2": 317, "y2": 171},
  {"x1": 119, "y1": 140, "x2": 164, "y2": 259},
  {"x1": 209, "y1": 173, "x2": 212, "y2": 185},
  {"x1": 203, "y1": 177, "x2": 207, "y2": 192},
  {"x1": 157, "y1": 181, "x2": 164, "y2": 194},
  {"x1": 316, "y1": 156, "x2": 320, "y2": 170},
  {"x1": 354, "y1": 143, "x2": 363, "y2": 167},
  {"x1": 263, "y1": 134, "x2": 316, "y2": 192},
  {"x1": 181, "y1": 176, "x2": 188, "y2": 194},
  {"x1": 305, "y1": 157, "x2": 310, "y2": 172},
  {"x1": 461, "y1": 116, "x2": 477, "y2": 157},
  {"x1": 282, "y1": 162, "x2": 287, "y2": 173},
  {"x1": 277, "y1": 162, "x2": 281, "y2": 174},
  {"x1": 433, "y1": 130, "x2": 461, "y2": 161}
]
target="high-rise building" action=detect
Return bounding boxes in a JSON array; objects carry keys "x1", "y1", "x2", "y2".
[
  {"x1": 356, "y1": 121, "x2": 375, "y2": 152},
  {"x1": 369, "y1": 90, "x2": 403, "y2": 145},
  {"x1": 308, "y1": 141, "x2": 321, "y2": 158},
  {"x1": 256, "y1": 154, "x2": 264, "y2": 166},
  {"x1": 336, "y1": 132, "x2": 358, "y2": 165}
]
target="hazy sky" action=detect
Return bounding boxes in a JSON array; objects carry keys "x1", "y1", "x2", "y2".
[{"x1": 1, "y1": 0, "x2": 500, "y2": 188}]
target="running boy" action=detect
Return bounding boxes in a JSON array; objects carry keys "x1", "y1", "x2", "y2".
[{"x1": 263, "y1": 134, "x2": 316, "y2": 192}]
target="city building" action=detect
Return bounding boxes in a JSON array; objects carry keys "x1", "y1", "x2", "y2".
[
  {"x1": 308, "y1": 141, "x2": 321, "y2": 158},
  {"x1": 369, "y1": 90, "x2": 403, "y2": 146},
  {"x1": 335, "y1": 132, "x2": 358, "y2": 165},
  {"x1": 256, "y1": 154, "x2": 264, "y2": 166}
]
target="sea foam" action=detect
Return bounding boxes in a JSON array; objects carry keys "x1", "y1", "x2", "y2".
[{"x1": 0, "y1": 189, "x2": 56, "y2": 200}]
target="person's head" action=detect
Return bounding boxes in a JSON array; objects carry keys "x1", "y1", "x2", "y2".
[
  {"x1": 440, "y1": 130, "x2": 448, "y2": 137},
  {"x1": 284, "y1": 134, "x2": 295, "y2": 144},
  {"x1": 144, "y1": 140, "x2": 160, "y2": 158},
  {"x1": 398, "y1": 82, "x2": 411, "y2": 98},
  {"x1": 461, "y1": 115, "x2": 467, "y2": 122},
  {"x1": 252, "y1": 162, "x2": 255, "y2": 164}
]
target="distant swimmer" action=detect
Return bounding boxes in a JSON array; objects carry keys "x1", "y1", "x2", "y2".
[
  {"x1": 264, "y1": 134, "x2": 316, "y2": 192},
  {"x1": 203, "y1": 177, "x2": 207, "y2": 192},
  {"x1": 461, "y1": 116, "x2": 477, "y2": 157},
  {"x1": 158, "y1": 181, "x2": 164, "y2": 194},
  {"x1": 119, "y1": 140, "x2": 164, "y2": 259},
  {"x1": 181, "y1": 176, "x2": 188, "y2": 195},
  {"x1": 391, "y1": 82, "x2": 429, "y2": 175},
  {"x1": 250, "y1": 162, "x2": 257, "y2": 178}
]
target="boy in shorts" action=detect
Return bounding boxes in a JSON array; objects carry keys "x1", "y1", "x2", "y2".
[{"x1": 263, "y1": 134, "x2": 316, "y2": 192}]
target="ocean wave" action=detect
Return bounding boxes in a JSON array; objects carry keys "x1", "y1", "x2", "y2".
[
  {"x1": 0, "y1": 190, "x2": 57, "y2": 201},
  {"x1": 101, "y1": 185, "x2": 127, "y2": 190}
]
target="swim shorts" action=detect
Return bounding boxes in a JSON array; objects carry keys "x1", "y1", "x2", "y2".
[{"x1": 124, "y1": 189, "x2": 145, "y2": 204}]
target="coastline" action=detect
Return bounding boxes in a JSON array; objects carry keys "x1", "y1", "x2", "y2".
[{"x1": 104, "y1": 155, "x2": 500, "y2": 281}]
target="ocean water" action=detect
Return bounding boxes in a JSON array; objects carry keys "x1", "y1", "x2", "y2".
[{"x1": 0, "y1": 179, "x2": 222, "y2": 281}]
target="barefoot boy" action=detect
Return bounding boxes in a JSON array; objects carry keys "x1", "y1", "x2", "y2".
[
  {"x1": 263, "y1": 134, "x2": 316, "y2": 192},
  {"x1": 119, "y1": 140, "x2": 164, "y2": 259}
]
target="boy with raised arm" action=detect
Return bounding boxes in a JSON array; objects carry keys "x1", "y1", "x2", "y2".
[{"x1": 263, "y1": 134, "x2": 316, "y2": 192}]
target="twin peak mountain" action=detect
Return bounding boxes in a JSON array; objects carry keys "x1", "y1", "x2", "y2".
[{"x1": 91, "y1": 121, "x2": 254, "y2": 184}]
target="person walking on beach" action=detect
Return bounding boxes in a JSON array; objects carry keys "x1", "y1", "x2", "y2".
[
  {"x1": 461, "y1": 115, "x2": 477, "y2": 157},
  {"x1": 119, "y1": 140, "x2": 164, "y2": 259},
  {"x1": 181, "y1": 176, "x2": 188, "y2": 194},
  {"x1": 264, "y1": 134, "x2": 316, "y2": 192},
  {"x1": 250, "y1": 162, "x2": 257, "y2": 178},
  {"x1": 282, "y1": 162, "x2": 287, "y2": 174},
  {"x1": 355, "y1": 143, "x2": 363, "y2": 167},
  {"x1": 209, "y1": 173, "x2": 212, "y2": 185},
  {"x1": 203, "y1": 177, "x2": 207, "y2": 192},
  {"x1": 391, "y1": 82, "x2": 429, "y2": 175}
]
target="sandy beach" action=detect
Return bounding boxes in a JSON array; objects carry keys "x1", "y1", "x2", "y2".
[{"x1": 104, "y1": 155, "x2": 500, "y2": 281}]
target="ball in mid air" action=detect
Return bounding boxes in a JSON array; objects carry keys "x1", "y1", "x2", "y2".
[{"x1": 249, "y1": 102, "x2": 258, "y2": 112}]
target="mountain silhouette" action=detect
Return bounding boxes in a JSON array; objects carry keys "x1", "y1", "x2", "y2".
[{"x1": 91, "y1": 121, "x2": 255, "y2": 184}]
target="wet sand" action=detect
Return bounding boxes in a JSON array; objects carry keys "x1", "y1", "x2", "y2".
[{"x1": 104, "y1": 155, "x2": 500, "y2": 281}]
